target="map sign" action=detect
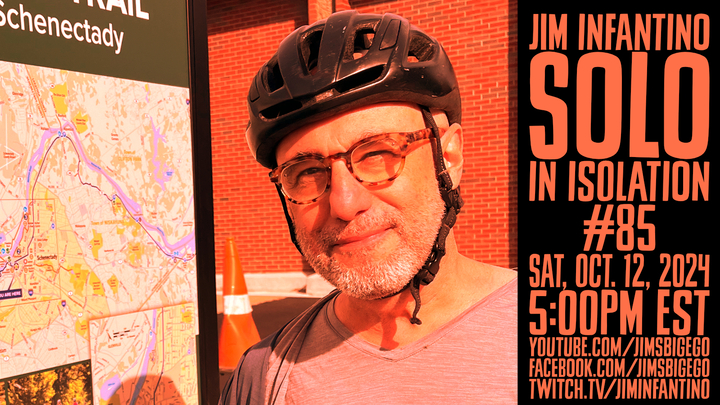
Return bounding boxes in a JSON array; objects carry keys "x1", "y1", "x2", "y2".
[
  {"x1": 0, "y1": 61, "x2": 197, "y2": 379},
  {"x1": 90, "y1": 303, "x2": 197, "y2": 405}
]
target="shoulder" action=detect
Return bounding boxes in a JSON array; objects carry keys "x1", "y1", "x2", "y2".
[
  {"x1": 456, "y1": 257, "x2": 517, "y2": 304},
  {"x1": 218, "y1": 332, "x2": 278, "y2": 405},
  {"x1": 479, "y1": 265, "x2": 517, "y2": 311},
  {"x1": 218, "y1": 290, "x2": 341, "y2": 405},
  {"x1": 482, "y1": 263, "x2": 518, "y2": 290},
  {"x1": 460, "y1": 273, "x2": 516, "y2": 338},
  {"x1": 480, "y1": 272, "x2": 517, "y2": 311}
]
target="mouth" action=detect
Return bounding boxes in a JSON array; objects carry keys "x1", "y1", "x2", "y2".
[{"x1": 332, "y1": 227, "x2": 392, "y2": 251}]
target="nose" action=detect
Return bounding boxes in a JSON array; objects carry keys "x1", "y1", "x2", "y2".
[{"x1": 327, "y1": 160, "x2": 372, "y2": 221}]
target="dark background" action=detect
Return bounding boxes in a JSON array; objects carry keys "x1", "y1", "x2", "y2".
[
  {"x1": 0, "y1": 0, "x2": 190, "y2": 87},
  {"x1": 519, "y1": 1, "x2": 714, "y2": 402}
]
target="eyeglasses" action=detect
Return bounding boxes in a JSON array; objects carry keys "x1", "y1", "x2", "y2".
[{"x1": 270, "y1": 128, "x2": 434, "y2": 204}]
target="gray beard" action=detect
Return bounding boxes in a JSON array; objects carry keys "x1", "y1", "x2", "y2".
[{"x1": 295, "y1": 189, "x2": 446, "y2": 300}]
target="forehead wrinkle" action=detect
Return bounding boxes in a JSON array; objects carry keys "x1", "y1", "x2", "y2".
[
  {"x1": 345, "y1": 129, "x2": 388, "y2": 147},
  {"x1": 288, "y1": 129, "x2": 390, "y2": 161}
]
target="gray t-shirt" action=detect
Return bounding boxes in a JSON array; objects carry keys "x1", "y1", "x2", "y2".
[{"x1": 284, "y1": 278, "x2": 518, "y2": 404}]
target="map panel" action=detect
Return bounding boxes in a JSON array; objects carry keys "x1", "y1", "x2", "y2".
[
  {"x1": 0, "y1": 61, "x2": 197, "y2": 378},
  {"x1": 90, "y1": 303, "x2": 197, "y2": 405}
]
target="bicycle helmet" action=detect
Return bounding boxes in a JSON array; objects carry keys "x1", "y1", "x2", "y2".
[{"x1": 246, "y1": 10, "x2": 461, "y2": 168}]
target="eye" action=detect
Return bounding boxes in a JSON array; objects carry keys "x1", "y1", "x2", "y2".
[
  {"x1": 297, "y1": 166, "x2": 325, "y2": 178},
  {"x1": 284, "y1": 163, "x2": 326, "y2": 189},
  {"x1": 354, "y1": 144, "x2": 402, "y2": 167},
  {"x1": 356, "y1": 149, "x2": 397, "y2": 162}
]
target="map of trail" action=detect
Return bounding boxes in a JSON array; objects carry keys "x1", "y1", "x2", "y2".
[
  {"x1": 90, "y1": 303, "x2": 197, "y2": 405},
  {"x1": 0, "y1": 61, "x2": 197, "y2": 378}
]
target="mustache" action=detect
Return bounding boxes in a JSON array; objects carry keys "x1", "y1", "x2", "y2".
[{"x1": 312, "y1": 212, "x2": 402, "y2": 246}]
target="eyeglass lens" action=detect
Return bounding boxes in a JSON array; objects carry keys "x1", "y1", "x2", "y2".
[{"x1": 280, "y1": 135, "x2": 404, "y2": 202}]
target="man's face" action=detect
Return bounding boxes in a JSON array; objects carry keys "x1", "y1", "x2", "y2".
[{"x1": 275, "y1": 103, "x2": 447, "y2": 300}]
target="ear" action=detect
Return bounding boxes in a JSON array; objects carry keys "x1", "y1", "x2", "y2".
[{"x1": 441, "y1": 123, "x2": 464, "y2": 189}]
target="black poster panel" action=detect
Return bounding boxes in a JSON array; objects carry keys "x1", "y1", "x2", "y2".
[{"x1": 519, "y1": 1, "x2": 714, "y2": 402}]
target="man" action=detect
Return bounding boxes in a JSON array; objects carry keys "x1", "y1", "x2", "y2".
[{"x1": 220, "y1": 10, "x2": 517, "y2": 404}]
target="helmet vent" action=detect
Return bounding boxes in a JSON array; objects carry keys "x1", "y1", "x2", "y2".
[
  {"x1": 259, "y1": 99, "x2": 303, "y2": 120},
  {"x1": 407, "y1": 32, "x2": 435, "y2": 63},
  {"x1": 300, "y1": 28, "x2": 324, "y2": 75},
  {"x1": 344, "y1": 22, "x2": 376, "y2": 61},
  {"x1": 264, "y1": 57, "x2": 285, "y2": 92},
  {"x1": 334, "y1": 65, "x2": 384, "y2": 94},
  {"x1": 352, "y1": 28, "x2": 375, "y2": 60}
]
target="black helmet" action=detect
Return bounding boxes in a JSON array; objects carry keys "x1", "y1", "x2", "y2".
[{"x1": 246, "y1": 10, "x2": 461, "y2": 168}]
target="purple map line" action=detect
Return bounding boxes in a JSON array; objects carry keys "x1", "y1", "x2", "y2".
[{"x1": 4, "y1": 116, "x2": 196, "y2": 274}]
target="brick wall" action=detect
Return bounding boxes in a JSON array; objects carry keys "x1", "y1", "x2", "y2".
[
  {"x1": 207, "y1": 0, "x2": 518, "y2": 274},
  {"x1": 207, "y1": 0, "x2": 309, "y2": 274}
]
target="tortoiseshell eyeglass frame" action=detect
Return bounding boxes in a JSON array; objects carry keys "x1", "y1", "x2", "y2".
[{"x1": 269, "y1": 128, "x2": 434, "y2": 205}]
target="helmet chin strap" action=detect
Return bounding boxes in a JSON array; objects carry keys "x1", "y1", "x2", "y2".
[
  {"x1": 405, "y1": 107, "x2": 464, "y2": 325},
  {"x1": 275, "y1": 183, "x2": 302, "y2": 254},
  {"x1": 275, "y1": 106, "x2": 463, "y2": 325}
]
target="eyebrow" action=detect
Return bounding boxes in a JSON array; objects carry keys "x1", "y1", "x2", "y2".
[{"x1": 287, "y1": 150, "x2": 324, "y2": 162}]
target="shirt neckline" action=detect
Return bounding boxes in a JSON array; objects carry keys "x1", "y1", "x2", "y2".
[{"x1": 323, "y1": 277, "x2": 517, "y2": 361}]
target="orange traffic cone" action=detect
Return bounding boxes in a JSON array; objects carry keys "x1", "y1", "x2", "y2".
[{"x1": 218, "y1": 238, "x2": 261, "y2": 370}]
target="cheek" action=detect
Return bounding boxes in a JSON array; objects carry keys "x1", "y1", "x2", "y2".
[
  {"x1": 374, "y1": 164, "x2": 436, "y2": 213},
  {"x1": 398, "y1": 152, "x2": 438, "y2": 197},
  {"x1": 289, "y1": 202, "x2": 328, "y2": 232}
]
